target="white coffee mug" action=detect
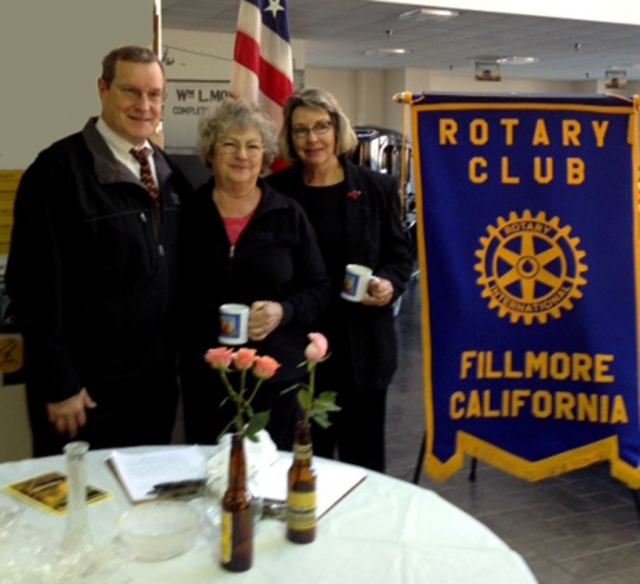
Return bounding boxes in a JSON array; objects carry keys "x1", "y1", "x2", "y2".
[
  {"x1": 341, "y1": 264, "x2": 379, "y2": 302},
  {"x1": 218, "y1": 303, "x2": 250, "y2": 345}
]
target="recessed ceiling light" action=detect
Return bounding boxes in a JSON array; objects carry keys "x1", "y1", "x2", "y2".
[
  {"x1": 399, "y1": 8, "x2": 459, "y2": 21},
  {"x1": 365, "y1": 48, "x2": 410, "y2": 56},
  {"x1": 496, "y1": 56, "x2": 540, "y2": 65}
]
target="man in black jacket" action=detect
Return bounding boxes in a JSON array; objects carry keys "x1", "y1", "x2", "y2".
[{"x1": 7, "y1": 46, "x2": 189, "y2": 456}]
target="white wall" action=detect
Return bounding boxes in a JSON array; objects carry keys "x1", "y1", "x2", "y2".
[
  {"x1": 354, "y1": 70, "x2": 386, "y2": 127},
  {"x1": 162, "y1": 28, "x2": 306, "y2": 81},
  {"x1": 1, "y1": 0, "x2": 153, "y2": 169},
  {"x1": 0, "y1": 0, "x2": 154, "y2": 462},
  {"x1": 164, "y1": 27, "x2": 636, "y2": 138},
  {"x1": 303, "y1": 69, "x2": 358, "y2": 122},
  {"x1": 308, "y1": 66, "x2": 582, "y2": 133}
]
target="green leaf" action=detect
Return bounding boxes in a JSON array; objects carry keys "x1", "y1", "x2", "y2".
[
  {"x1": 245, "y1": 410, "x2": 270, "y2": 441},
  {"x1": 297, "y1": 389, "x2": 313, "y2": 411},
  {"x1": 318, "y1": 391, "x2": 338, "y2": 402},
  {"x1": 311, "y1": 392, "x2": 342, "y2": 413},
  {"x1": 311, "y1": 411, "x2": 332, "y2": 429}
]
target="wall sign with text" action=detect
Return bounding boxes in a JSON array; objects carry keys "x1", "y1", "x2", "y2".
[{"x1": 163, "y1": 80, "x2": 230, "y2": 152}]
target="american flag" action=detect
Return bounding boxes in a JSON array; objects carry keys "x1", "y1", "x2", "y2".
[{"x1": 230, "y1": 0, "x2": 294, "y2": 132}]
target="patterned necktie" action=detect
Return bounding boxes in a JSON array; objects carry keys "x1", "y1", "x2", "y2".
[{"x1": 130, "y1": 147, "x2": 160, "y2": 205}]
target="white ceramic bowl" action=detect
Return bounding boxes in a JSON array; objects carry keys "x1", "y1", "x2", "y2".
[{"x1": 118, "y1": 501, "x2": 201, "y2": 561}]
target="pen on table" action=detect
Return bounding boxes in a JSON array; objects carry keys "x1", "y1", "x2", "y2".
[{"x1": 147, "y1": 479, "x2": 206, "y2": 498}]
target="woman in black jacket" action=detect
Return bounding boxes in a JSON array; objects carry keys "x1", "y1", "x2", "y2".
[
  {"x1": 268, "y1": 88, "x2": 413, "y2": 471},
  {"x1": 180, "y1": 98, "x2": 330, "y2": 450}
]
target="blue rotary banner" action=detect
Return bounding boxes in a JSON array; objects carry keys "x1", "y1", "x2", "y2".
[{"x1": 410, "y1": 93, "x2": 640, "y2": 487}]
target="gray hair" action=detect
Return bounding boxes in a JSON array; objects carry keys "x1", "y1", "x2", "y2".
[
  {"x1": 101, "y1": 46, "x2": 163, "y2": 87},
  {"x1": 279, "y1": 87, "x2": 358, "y2": 164},
  {"x1": 197, "y1": 98, "x2": 277, "y2": 171}
]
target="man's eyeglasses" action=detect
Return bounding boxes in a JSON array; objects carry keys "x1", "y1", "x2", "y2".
[
  {"x1": 217, "y1": 140, "x2": 264, "y2": 158},
  {"x1": 291, "y1": 120, "x2": 333, "y2": 140},
  {"x1": 114, "y1": 84, "x2": 166, "y2": 104}
]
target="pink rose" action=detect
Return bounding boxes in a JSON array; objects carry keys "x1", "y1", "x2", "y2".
[
  {"x1": 234, "y1": 348, "x2": 257, "y2": 370},
  {"x1": 305, "y1": 332, "x2": 328, "y2": 363},
  {"x1": 253, "y1": 355, "x2": 281, "y2": 379},
  {"x1": 204, "y1": 347, "x2": 234, "y2": 370}
]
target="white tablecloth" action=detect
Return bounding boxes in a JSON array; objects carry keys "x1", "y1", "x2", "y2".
[{"x1": 0, "y1": 447, "x2": 537, "y2": 584}]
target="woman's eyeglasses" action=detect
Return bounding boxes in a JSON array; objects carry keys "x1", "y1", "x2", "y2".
[
  {"x1": 291, "y1": 120, "x2": 333, "y2": 140},
  {"x1": 217, "y1": 140, "x2": 264, "y2": 157}
]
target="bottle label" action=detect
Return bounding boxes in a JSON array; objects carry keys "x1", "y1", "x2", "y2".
[
  {"x1": 287, "y1": 491, "x2": 317, "y2": 530},
  {"x1": 221, "y1": 511, "x2": 232, "y2": 563},
  {"x1": 293, "y1": 443, "x2": 313, "y2": 460}
]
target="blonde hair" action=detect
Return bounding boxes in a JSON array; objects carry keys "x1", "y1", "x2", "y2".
[{"x1": 279, "y1": 88, "x2": 358, "y2": 164}]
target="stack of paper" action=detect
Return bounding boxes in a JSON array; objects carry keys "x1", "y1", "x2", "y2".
[
  {"x1": 108, "y1": 446, "x2": 367, "y2": 518},
  {"x1": 109, "y1": 446, "x2": 207, "y2": 503}
]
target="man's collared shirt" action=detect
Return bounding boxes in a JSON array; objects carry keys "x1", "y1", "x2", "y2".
[{"x1": 95, "y1": 117, "x2": 159, "y2": 187}]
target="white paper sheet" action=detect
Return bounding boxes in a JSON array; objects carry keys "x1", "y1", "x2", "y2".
[
  {"x1": 109, "y1": 446, "x2": 366, "y2": 517},
  {"x1": 109, "y1": 446, "x2": 207, "y2": 503},
  {"x1": 254, "y1": 457, "x2": 367, "y2": 518}
]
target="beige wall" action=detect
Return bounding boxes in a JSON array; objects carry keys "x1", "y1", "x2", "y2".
[
  {"x1": 307, "y1": 66, "x2": 581, "y2": 133},
  {"x1": 0, "y1": 0, "x2": 155, "y2": 462},
  {"x1": 165, "y1": 28, "x2": 613, "y2": 137},
  {"x1": 0, "y1": 0, "x2": 154, "y2": 169},
  {"x1": 162, "y1": 28, "x2": 306, "y2": 81}
]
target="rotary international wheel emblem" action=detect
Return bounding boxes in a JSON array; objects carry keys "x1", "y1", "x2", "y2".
[{"x1": 474, "y1": 210, "x2": 588, "y2": 325}]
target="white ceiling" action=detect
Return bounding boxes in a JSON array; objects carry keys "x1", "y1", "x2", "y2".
[{"x1": 161, "y1": 0, "x2": 640, "y2": 82}]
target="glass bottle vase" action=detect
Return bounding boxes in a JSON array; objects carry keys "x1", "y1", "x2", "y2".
[
  {"x1": 220, "y1": 434, "x2": 253, "y2": 572},
  {"x1": 286, "y1": 422, "x2": 317, "y2": 544}
]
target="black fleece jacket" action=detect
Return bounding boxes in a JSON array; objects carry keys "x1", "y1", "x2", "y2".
[{"x1": 179, "y1": 178, "x2": 331, "y2": 382}]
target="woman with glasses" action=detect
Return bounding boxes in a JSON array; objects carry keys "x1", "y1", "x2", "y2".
[
  {"x1": 268, "y1": 88, "x2": 413, "y2": 472},
  {"x1": 179, "y1": 98, "x2": 330, "y2": 449}
]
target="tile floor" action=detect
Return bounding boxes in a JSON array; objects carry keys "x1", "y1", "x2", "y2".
[{"x1": 386, "y1": 278, "x2": 640, "y2": 584}]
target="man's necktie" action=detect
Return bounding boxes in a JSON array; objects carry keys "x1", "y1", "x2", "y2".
[{"x1": 130, "y1": 147, "x2": 160, "y2": 205}]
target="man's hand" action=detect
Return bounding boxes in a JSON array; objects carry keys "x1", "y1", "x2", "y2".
[
  {"x1": 249, "y1": 301, "x2": 284, "y2": 342},
  {"x1": 362, "y1": 277, "x2": 395, "y2": 307},
  {"x1": 46, "y1": 388, "x2": 97, "y2": 438}
]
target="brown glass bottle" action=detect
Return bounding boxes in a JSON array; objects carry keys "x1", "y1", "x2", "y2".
[
  {"x1": 287, "y1": 422, "x2": 317, "y2": 543},
  {"x1": 221, "y1": 434, "x2": 253, "y2": 571}
]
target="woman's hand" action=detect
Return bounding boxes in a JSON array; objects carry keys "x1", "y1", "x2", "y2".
[
  {"x1": 249, "y1": 301, "x2": 284, "y2": 341},
  {"x1": 362, "y1": 277, "x2": 395, "y2": 307}
]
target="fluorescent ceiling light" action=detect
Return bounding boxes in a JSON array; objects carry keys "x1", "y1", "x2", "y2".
[
  {"x1": 399, "y1": 8, "x2": 459, "y2": 21},
  {"x1": 365, "y1": 48, "x2": 410, "y2": 56},
  {"x1": 496, "y1": 56, "x2": 540, "y2": 65}
]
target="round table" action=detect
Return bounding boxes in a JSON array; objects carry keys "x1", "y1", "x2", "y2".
[{"x1": 0, "y1": 447, "x2": 537, "y2": 583}]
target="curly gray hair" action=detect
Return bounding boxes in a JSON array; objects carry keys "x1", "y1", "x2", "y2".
[
  {"x1": 279, "y1": 87, "x2": 358, "y2": 164},
  {"x1": 197, "y1": 98, "x2": 277, "y2": 172}
]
